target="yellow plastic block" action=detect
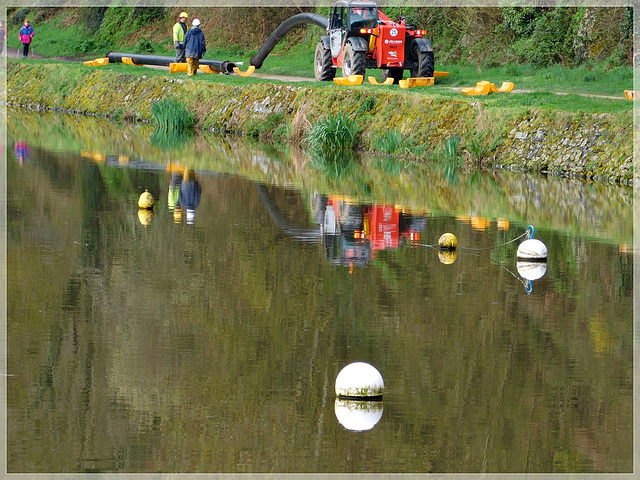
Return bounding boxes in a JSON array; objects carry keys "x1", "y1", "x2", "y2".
[
  {"x1": 624, "y1": 90, "x2": 638, "y2": 100},
  {"x1": 169, "y1": 63, "x2": 188, "y2": 73},
  {"x1": 122, "y1": 57, "x2": 140, "y2": 66},
  {"x1": 367, "y1": 76, "x2": 394, "y2": 85},
  {"x1": 333, "y1": 75, "x2": 364, "y2": 86},
  {"x1": 493, "y1": 81, "x2": 514, "y2": 93},
  {"x1": 233, "y1": 65, "x2": 255, "y2": 77},
  {"x1": 434, "y1": 71, "x2": 449, "y2": 77},
  {"x1": 399, "y1": 77, "x2": 435, "y2": 89},
  {"x1": 83, "y1": 57, "x2": 109, "y2": 67},
  {"x1": 199, "y1": 65, "x2": 220, "y2": 74},
  {"x1": 461, "y1": 81, "x2": 494, "y2": 96}
]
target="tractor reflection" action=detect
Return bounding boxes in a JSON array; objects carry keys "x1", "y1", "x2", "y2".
[{"x1": 311, "y1": 193, "x2": 427, "y2": 269}]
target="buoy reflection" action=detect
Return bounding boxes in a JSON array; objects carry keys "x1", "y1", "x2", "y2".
[{"x1": 334, "y1": 398, "x2": 383, "y2": 432}]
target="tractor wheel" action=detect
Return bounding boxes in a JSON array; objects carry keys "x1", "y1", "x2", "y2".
[
  {"x1": 409, "y1": 45, "x2": 435, "y2": 78},
  {"x1": 382, "y1": 68, "x2": 404, "y2": 84},
  {"x1": 342, "y1": 42, "x2": 366, "y2": 77},
  {"x1": 314, "y1": 42, "x2": 335, "y2": 81}
]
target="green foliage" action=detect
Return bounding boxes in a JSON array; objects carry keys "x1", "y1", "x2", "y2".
[
  {"x1": 501, "y1": 7, "x2": 541, "y2": 37},
  {"x1": 150, "y1": 128, "x2": 193, "y2": 150},
  {"x1": 134, "y1": 38, "x2": 154, "y2": 54},
  {"x1": 373, "y1": 128, "x2": 403, "y2": 155},
  {"x1": 151, "y1": 98, "x2": 195, "y2": 133},
  {"x1": 307, "y1": 113, "x2": 359, "y2": 159}
]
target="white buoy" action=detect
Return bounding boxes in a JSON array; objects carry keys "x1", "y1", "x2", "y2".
[
  {"x1": 335, "y1": 362, "x2": 384, "y2": 399},
  {"x1": 517, "y1": 238, "x2": 548, "y2": 260},
  {"x1": 334, "y1": 398, "x2": 383, "y2": 431},
  {"x1": 517, "y1": 261, "x2": 548, "y2": 281}
]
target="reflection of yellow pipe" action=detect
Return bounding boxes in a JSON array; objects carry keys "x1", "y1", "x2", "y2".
[
  {"x1": 83, "y1": 57, "x2": 109, "y2": 67},
  {"x1": 233, "y1": 65, "x2": 256, "y2": 77},
  {"x1": 399, "y1": 77, "x2": 434, "y2": 89},
  {"x1": 367, "y1": 76, "x2": 393, "y2": 86},
  {"x1": 198, "y1": 65, "x2": 220, "y2": 74},
  {"x1": 122, "y1": 57, "x2": 140, "y2": 66},
  {"x1": 170, "y1": 62, "x2": 188, "y2": 73},
  {"x1": 333, "y1": 74, "x2": 363, "y2": 86}
]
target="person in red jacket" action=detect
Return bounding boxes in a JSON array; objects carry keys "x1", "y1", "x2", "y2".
[
  {"x1": 0, "y1": 22, "x2": 6, "y2": 55},
  {"x1": 19, "y1": 19, "x2": 34, "y2": 59}
]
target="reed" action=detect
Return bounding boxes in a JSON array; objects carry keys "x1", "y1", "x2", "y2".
[
  {"x1": 151, "y1": 98, "x2": 195, "y2": 133},
  {"x1": 307, "y1": 113, "x2": 359, "y2": 158}
]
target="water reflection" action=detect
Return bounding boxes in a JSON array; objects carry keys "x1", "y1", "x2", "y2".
[
  {"x1": 14, "y1": 140, "x2": 30, "y2": 164},
  {"x1": 5, "y1": 110, "x2": 634, "y2": 474},
  {"x1": 167, "y1": 165, "x2": 202, "y2": 225},
  {"x1": 310, "y1": 194, "x2": 427, "y2": 270}
]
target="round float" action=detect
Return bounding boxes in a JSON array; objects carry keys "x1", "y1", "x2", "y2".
[
  {"x1": 335, "y1": 362, "x2": 384, "y2": 399},
  {"x1": 138, "y1": 189, "x2": 155, "y2": 209},
  {"x1": 517, "y1": 238, "x2": 548, "y2": 260},
  {"x1": 438, "y1": 233, "x2": 458, "y2": 250}
]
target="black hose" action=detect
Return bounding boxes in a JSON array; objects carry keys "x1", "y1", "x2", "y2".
[
  {"x1": 105, "y1": 52, "x2": 236, "y2": 74},
  {"x1": 249, "y1": 13, "x2": 329, "y2": 69}
]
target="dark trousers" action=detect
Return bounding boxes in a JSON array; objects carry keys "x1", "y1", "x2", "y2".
[
  {"x1": 22, "y1": 43, "x2": 30, "y2": 58},
  {"x1": 175, "y1": 47, "x2": 186, "y2": 63}
]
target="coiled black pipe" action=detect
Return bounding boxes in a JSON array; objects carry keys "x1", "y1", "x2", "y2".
[
  {"x1": 105, "y1": 52, "x2": 236, "y2": 74},
  {"x1": 249, "y1": 13, "x2": 329, "y2": 69}
]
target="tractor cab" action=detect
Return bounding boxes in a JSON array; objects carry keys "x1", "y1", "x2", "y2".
[{"x1": 329, "y1": 1, "x2": 379, "y2": 57}]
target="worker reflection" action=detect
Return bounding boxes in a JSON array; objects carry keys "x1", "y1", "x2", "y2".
[
  {"x1": 15, "y1": 141, "x2": 30, "y2": 164},
  {"x1": 168, "y1": 169, "x2": 183, "y2": 223},
  {"x1": 180, "y1": 168, "x2": 201, "y2": 225}
]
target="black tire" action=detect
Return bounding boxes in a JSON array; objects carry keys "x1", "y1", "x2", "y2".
[
  {"x1": 342, "y1": 41, "x2": 366, "y2": 77},
  {"x1": 314, "y1": 42, "x2": 335, "y2": 81},
  {"x1": 382, "y1": 68, "x2": 404, "y2": 84},
  {"x1": 409, "y1": 45, "x2": 434, "y2": 78}
]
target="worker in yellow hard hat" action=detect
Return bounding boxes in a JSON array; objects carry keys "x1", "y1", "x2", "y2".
[{"x1": 173, "y1": 11, "x2": 189, "y2": 63}]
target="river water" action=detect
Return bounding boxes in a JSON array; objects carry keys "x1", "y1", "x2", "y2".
[{"x1": 5, "y1": 110, "x2": 634, "y2": 474}]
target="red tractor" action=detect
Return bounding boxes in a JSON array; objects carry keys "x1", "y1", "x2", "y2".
[{"x1": 314, "y1": 0, "x2": 434, "y2": 83}]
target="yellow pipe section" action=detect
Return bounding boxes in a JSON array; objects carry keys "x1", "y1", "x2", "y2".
[
  {"x1": 368, "y1": 76, "x2": 393, "y2": 85},
  {"x1": 233, "y1": 65, "x2": 256, "y2": 77},
  {"x1": 434, "y1": 71, "x2": 449, "y2": 77},
  {"x1": 399, "y1": 77, "x2": 434, "y2": 89},
  {"x1": 199, "y1": 65, "x2": 220, "y2": 74},
  {"x1": 333, "y1": 75, "x2": 363, "y2": 86},
  {"x1": 461, "y1": 80, "x2": 514, "y2": 95},
  {"x1": 624, "y1": 90, "x2": 638, "y2": 100},
  {"x1": 122, "y1": 57, "x2": 140, "y2": 66},
  {"x1": 83, "y1": 57, "x2": 109, "y2": 67}
]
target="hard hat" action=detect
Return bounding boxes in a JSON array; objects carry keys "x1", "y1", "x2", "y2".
[
  {"x1": 179, "y1": 12, "x2": 188, "y2": 18},
  {"x1": 192, "y1": 18, "x2": 200, "y2": 26}
]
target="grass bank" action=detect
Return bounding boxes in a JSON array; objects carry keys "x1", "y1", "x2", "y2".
[{"x1": 6, "y1": 60, "x2": 633, "y2": 182}]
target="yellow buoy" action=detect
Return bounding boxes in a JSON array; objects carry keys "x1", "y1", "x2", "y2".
[
  {"x1": 438, "y1": 233, "x2": 458, "y2": 250},
  {"x1": 138, "y1": 189, "x2": 155, "y2": 209}
]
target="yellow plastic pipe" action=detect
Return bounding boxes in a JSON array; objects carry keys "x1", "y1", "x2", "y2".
[
  {"x1": 169, "y1": 63, "x2": 188, "y2": 73},
  {"x1": 198, "y1": 65, "x2": 220, "y2": 74},
  {"x1": 122, "y1": 57, "x2": 140, "y2": 66},
  {"x1": 434, "y1": 71, "x2": 449, "y2": 77},
  {"x1": 624, "y1": 90, "x2": 638, "y2": 100},
  {"x1": 83, "y1": 57, "x2": 109, "y2": 67},
  {"x1": 399, "y1": 77, "x2": 435, "y2": 89},
  {"x1": 367, "y1": 76, "x2": 394, "y2": 85},
  {"x1": 333, "y1": 75, "x2": 364, "y2": 86},
  {"x1": 233, "y1": 65, "x2": 256, "y2": 77}
]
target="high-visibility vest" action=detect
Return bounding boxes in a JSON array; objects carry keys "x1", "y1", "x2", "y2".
[{"x1": 173, "y1": 22, "x2": 188, "y2": 43}]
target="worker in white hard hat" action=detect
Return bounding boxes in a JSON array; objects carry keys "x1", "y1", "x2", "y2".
[
  {"x1": 184, "y1": 18, "x2": 206, "y2": 76},
  {"x1": 173, "y1": 11, "x2": 189, "y2": 63}
]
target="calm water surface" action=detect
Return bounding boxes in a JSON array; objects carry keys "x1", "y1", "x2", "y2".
[{"x1": 6, "y1": 111, "x2": 633, "y2": 474}]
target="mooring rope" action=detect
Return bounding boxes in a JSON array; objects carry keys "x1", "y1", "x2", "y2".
[{"x1": 416, "y1": 225, "x2": 535, "y2": 252}]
